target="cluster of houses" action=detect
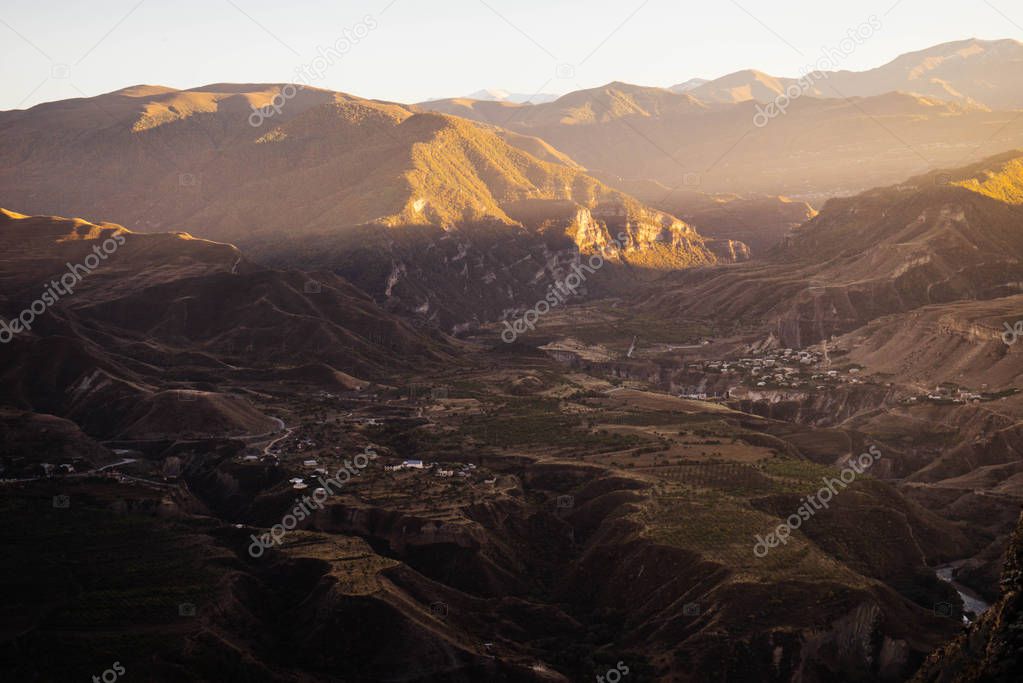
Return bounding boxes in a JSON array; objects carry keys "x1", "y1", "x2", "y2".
[
  {"x1": 917, "y1": 384, "x2": 986, "y2": 404},
  {"x1": 385, "y1": 459, "x2": 426, "y2": 471},
  {"x1": 382, "y1": 460, "x2": 498, "y2": 485},
  {"x1": 35, "y1": 463, "x2": 76, "y2": 476},
  {"x1": 687, "y1": 348, "x2": 823, "y2": 374},
  {"x1": 671, "y1": 345, "x2": 903, "y2": 397},
  {"x1": 684, "y1": 347, "x2": 879, "y2": 391},
  {"x1": 680, "y1": 347, "x2": 1001, "y2": 405},
  {"x1": 1, "y1": 460, "x2": 88, "y2": 481}
]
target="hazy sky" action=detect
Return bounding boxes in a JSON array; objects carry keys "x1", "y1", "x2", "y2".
[{"x1": 1, "y1": 0, "x2": 1021, "y2": 110}]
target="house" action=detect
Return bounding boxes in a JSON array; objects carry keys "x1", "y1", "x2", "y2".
[
  {"x1": 303, "y1": 460, "x2": 318, "y2": 468},
  {"x1": 402, "y1": 460, "x2": 424, "y2": 469},
  {"x1": 436, "y1": 469, "x2": 454, "y2": 478}
]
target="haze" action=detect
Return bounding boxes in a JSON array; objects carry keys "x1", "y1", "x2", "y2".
[{"x1": 2, "y1": 0, "x2": 1021, "y2": 110}]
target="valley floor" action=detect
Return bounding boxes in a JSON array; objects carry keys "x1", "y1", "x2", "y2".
[{"x1": 6, "y1": 322, "x2": 1020, "y2": 682}]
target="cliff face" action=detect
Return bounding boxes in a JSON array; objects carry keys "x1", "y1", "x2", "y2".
[
  {"x1": 913, "y1": 510, "x2": 1023, "y2": 682},
  {"x1": 705, "y1": 238, "x2": 752, "y2": 263},
  {"x1": 565, "y1": 205, "x2": 719, "y2": 268}
]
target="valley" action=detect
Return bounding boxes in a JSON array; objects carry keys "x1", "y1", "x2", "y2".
[
  {"x1": 3, "y1": 21, "x2": 1023, "y2": 682},
  {"x1": 1, "y1": 201, "x2": 1020, "y2": 680},
  {"x1": 0, "y1": 342, "x2": 978, "y2": 681}
]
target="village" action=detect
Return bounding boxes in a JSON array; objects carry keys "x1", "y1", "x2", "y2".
[
  {"x1": 235, "y1": 384, "x2": 508, "y2": 508},
  {"x1": 677, "y1": 345, "x2": 1006, "y2": 406}
]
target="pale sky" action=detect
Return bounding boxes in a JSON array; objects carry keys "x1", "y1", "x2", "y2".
[{"x1": 1, "y1": 0, "x2": 1021, "y2": 110}]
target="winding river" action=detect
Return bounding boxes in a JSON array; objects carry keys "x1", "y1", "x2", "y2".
[{"x1": 935, "y1": 560, "x2": 992, "y2": 621}]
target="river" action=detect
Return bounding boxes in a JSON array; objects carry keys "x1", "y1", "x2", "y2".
[{"x1": 935, "y1": 560, "x2": 992, "y2": 622}]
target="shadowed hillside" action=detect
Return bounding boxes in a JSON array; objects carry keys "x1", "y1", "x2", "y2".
[{"x1": 0, "y1": 209, "x2": 450, "y2": 439}]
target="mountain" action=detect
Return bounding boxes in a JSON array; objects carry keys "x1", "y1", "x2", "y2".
[
  {"x1": 686, "y1": 69, "x2": 799, "y2": 104},
  {"x1": 668, "y1": 78, "x2": 709, "y2": 93},
  {"x1": 420, "y1": 82, "x2": 1023, "y2": 199},
  {"x1": 687, "y1": 39, "x2": 1023, "y2": 109},
  {"x1": 466, "y1": 88, "x2": 560, "y2": 104},
  {"x1": 423, "y1": 81, "x2": 707, "y2": 127},
  {"x1": 418, "y1": 40, "x2": 1023, "y2": 198},
  {"x1": 0, "y1": 83, "x2": 707, "y2": 246},
  {"x1": 0, "y1": 208, "x2": 449, "y2": 439},
  {"x1": 0, "y1": 84, "x2": 735, "y2": 328},
  {"x1": 820, "y1": 38, "x2": 1023, "y2": 110},
  {"x1": 638, "y1": 150, "x2": 1023, "y2": 348}
]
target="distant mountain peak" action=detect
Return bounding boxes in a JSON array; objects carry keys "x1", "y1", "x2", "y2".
[
  {"x1": 669, "y1": 78, "x2": 709, "y2": 93},
  {"x1": 464, "y1": 88, "x2": 559, "y2": 104},
  {"x1": 677, "y1": 37, "x2": 1023, "y2": 109}
]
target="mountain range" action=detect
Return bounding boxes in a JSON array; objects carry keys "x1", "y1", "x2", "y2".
[
  {"x1": 420, "y1": 39, "x2": 1023, "y2": 199},
  {"x1": 684, "y1": 38, "x2": 1023, "y2": 109},
  {"x1": 0, "y1": 83, "x2": 749, "y2": 327},
  {"x1": 461, "y1": 39, "x2": 1023, "y2": 110}
]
